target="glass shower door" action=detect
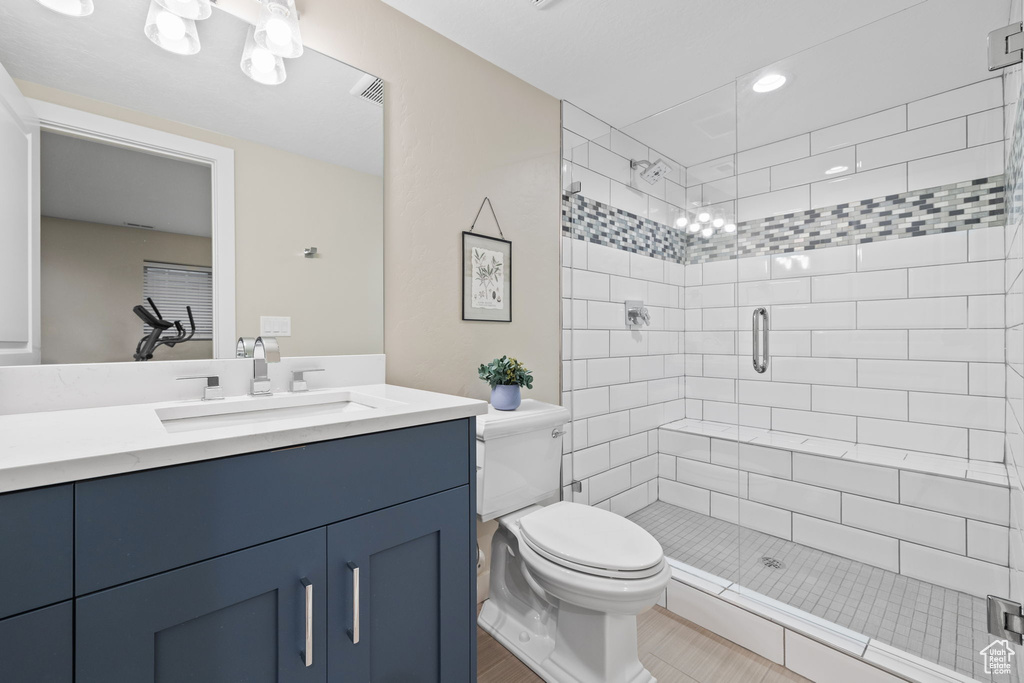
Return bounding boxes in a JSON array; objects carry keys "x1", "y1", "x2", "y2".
[{"x1": 731, "y1": 3, "x2": 1019, "y2": 681}]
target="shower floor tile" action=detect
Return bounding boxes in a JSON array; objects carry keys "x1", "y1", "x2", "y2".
[{"x1": 628, "y1": 500, "x2": 1016, "y2": 683}]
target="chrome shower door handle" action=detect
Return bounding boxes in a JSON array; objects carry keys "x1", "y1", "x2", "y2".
[
  {"x1": 301, "y1": 578, "x2": 313, "y2": 667},
  {"x1": 347, "y1": 561, "x2": 360, "y2": 644},
  {"x1": 752, "y1": 307, "x2": 769, "y2": 374}
]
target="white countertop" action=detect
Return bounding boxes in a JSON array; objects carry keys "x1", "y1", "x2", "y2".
[{"x1": 0, "y1": 384, "x2": 488, "y2": 493}]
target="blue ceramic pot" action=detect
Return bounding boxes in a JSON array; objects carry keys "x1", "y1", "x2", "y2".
[{"x1": 491, "y1": 384, "x2": 522, "y2": 411}]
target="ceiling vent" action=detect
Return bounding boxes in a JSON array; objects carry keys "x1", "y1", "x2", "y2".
[{"x1": 350, "y1": 74, "x2": 383, "y2": 106}]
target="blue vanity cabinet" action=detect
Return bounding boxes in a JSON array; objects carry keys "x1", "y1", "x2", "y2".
[
  {"x1": 0, "y1": 601, "x2": 73, "y2": 683},
  {"x1": 0, "y1": 484, "x2": 73, "y2": 619},
  {"x1": 328, "y1": 486, "x2": 472, "y2": 683},
  {"x1": 76, "y1": 528, "x2": 328, "y2": 683}
]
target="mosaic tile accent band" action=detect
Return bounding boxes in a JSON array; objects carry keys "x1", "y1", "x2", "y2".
[
  {"x1": 562, "y1": 192, "x2": 688, "y2": 263},
  {"x1": 562, "y1": 175, "x2": 1006, "y2": 265}
]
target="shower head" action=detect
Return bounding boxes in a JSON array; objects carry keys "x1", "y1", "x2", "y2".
[{"x1": 631, "y1": 158, "x2": 672, "y2": 185}]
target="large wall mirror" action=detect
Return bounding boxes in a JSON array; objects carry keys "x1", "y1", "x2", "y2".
[{"x1": 0, "y1": 0, "x2": 383, "y2": 365}]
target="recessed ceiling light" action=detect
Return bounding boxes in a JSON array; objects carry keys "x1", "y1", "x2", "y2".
[
  {"x1": 825, "y1": 165, "x2": 848, "y2": 175},
  {"x1": 752, "y1": 73, "x2": 787, "y2": 93}
]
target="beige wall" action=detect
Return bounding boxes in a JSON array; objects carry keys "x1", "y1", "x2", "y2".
[
  {"x1": 18, "y1": 80, "x2": 384, "y2": 360},
  {"x1": 41, "y1": 217, "x2": 213, "y2": 364},
  {"x1": 297, "y1": 0, "x2": 562, "y2": 404}
]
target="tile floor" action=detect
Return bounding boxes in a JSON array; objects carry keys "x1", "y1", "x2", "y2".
[
  {"x1": 478, "y1": 604, "x2": 810, "y2": 683},
  {"x1": 628, "y1": 500, "x2": 1016, "y2": 683}
]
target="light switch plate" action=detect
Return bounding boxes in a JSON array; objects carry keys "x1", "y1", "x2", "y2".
[{"x1": 260, "y1": 316, "x2": 291, "y2": 337}]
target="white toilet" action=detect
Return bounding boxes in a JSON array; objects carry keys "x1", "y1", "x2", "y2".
[{"x1": 476, "y1": 400, "x2": 671, "y2": 683}]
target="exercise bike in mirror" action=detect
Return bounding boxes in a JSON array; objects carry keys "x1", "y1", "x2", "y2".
[{"x1": 0, "y1": 0, "x2": 384, "y2": 366}]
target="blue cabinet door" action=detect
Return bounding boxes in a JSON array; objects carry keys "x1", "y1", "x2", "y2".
[
  {"x1": 328, "y1": 487, "x2": 474, "y2": 683},
  {"x1": 0, "y1": 601, "x2": 72, "y2": 683},
  {"x1": 76, "y1": 529, "x2": 327, "y2": 683}
]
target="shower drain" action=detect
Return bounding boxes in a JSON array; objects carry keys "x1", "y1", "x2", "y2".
[{"x1": 760, "y1": 556, "x2": 784, "y2": 569}]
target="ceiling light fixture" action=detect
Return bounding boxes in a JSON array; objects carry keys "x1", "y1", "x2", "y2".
[
  {"x1": 688, "y1": 223, "x2": 701, "y2": 234},
  {"x1": 145, "y1": 0, "x2": 201, "y2": 55},
  {"x1": 241, "y1": 26, "x2": 287, "y2": 85},
  {"x1": 675, "y1": 215, "x2": 688, "y2": 229},
  {"x1": 33, "y1": 0, "x2": 93, "y2": 17},
  {"x1": 724, "y1": 223, "x2": 737, "y2": 233},
  {"x1": 712, "y1": 217, "x2": 725, "y2": 229},
  {"x1": 701, "y1": 226, "x2": 714, "y2": 238},
  {"x1": 155, "y1": 0, "x2": 211, "y2": 20},
  {"x1": 752, "y1": 73, "x2": 787, "y2": 93},
  {"x1": 255, "y1": 0, "x2": 304, "y2": 59},
  {"x1": 697, "y1": 211, "x2": 711, "y2": 223}
]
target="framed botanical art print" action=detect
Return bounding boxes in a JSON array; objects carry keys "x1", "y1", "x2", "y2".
[{"x1": 462, "y1": 231, "x2": 512, "y2": 322}]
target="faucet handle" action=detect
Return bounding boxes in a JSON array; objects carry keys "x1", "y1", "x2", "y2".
[
  {"x1": 178, "y1": 375, "x2": 224, "y2": 401},
  {"x1": 291, "y1": 368, "x2": 324, "y2": 393}
]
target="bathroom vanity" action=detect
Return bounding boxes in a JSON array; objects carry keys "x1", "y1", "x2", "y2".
[{"x1": 0, "y1": 383, "x2": 485, "y2": 683}]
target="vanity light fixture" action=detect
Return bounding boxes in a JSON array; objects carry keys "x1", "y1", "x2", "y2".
[
  {"x1": 697, "y1": 211, "x2": 711, "y2": 223},
  {"x1": 674, "y1": 215, "x2": 689, "y2": 229},
  {"x1": 241, "y1": 26, "x2": 287, "y2": 85},
  {"x1": 701, "y1": 226, "x2": 714, "y2": 238},
  {"x1": 724, "y1": 223, "x2": 737, "y2": 233},
  {"x1": 155, "y1": 0, "x2": 212, "y2": 21},
  {"x1": 255, "y1": 0, "x2": 304, "y2": 59},
  {"x1": 752, "y1": 73, "x2": 787, "y2": 93},
  {"x1": 145, "y1": 0, "x2": 201, "y2": 55},
  {"x1": 712, "y1": 217, "x2": 725, "y2": 228},
  {"x1": 34, "y1": 0, "x2": 94, "y2": 17},
  {"x1": 687, "y1": 223, "x2": 701, "y2": 234}
]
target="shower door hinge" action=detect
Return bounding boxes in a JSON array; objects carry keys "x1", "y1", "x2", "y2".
[
  {"x1": 987, "y1": 595, "x2": 1024, "y2": 644},
  {"x1": 989, "y1": 22, "x2": 1024, "y2": 71},
  {"x1": 570, "y1": 480, "x2": 582, "y2": 493}
]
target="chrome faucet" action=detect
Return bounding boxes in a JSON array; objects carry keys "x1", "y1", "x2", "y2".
[{"x1": 250, "y1": 336, "x2": 280, "y2": 396}]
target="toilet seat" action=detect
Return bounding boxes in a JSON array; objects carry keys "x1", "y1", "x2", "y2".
[{"x1": 518, "y1": 502, "x2": 664, "y2": 580}]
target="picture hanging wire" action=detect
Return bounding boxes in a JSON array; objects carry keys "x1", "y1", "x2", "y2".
[{"x1": 468, "y1": 196, "x2": 506, "y2": 239}]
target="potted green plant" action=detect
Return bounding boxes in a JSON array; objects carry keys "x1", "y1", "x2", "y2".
[{"x1": 478, "y1": 355, "x2": 533, "y2": 411}]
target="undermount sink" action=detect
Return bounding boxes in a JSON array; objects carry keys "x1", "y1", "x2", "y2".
[{"x1": 156, "y1": 391, "x2": 400, "y2": 433}]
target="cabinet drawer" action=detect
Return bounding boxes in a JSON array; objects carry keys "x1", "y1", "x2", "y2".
[
  {"x1": 76, "y1": 419, "x2": 471, "y2": 594},
  {"x1": 0, "y1": 485, "x2": 73, "y2": 618},
  {"x1": 0, "y1": 601, "x2": 72, "y2": 683}
]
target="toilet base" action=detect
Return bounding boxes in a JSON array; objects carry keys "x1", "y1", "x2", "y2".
[{"x1": 478, "y1": 599, "x2": 655, "y2": 683}]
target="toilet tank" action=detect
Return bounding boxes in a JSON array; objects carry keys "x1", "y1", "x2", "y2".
[{"x1": 476, "y1": 399, "x2": 571, "y2": 522}]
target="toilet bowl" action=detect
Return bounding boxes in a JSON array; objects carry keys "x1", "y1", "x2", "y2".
[{"x1": 475, "y1": 401, "x2": 671, "y2": 683}]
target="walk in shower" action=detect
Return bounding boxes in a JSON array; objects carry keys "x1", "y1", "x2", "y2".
[{"x1": 561, "y1": 1, "x2": 1024, "y2": 680}]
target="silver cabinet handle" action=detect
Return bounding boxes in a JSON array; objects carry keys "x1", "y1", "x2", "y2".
[
  {"x1": 752, "y1": 307, "x2": 769, "y2": 374},
  {"x1": 301, "y1": 578, "x2": 313, "y2": 667},
  {"x1": 347, "y1": 561, "x2": 360, "y2": 644}
]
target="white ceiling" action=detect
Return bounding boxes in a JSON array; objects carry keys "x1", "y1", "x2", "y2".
[
  {"x1": 41, "y1": 132, "x2": 213, "y2": 237},
  {"x1": 0, "y1": 0, "x2": 383, "y2": 176},
  {"x1": 380, "y1": 0, "x2": 1014, "y2": 166}
]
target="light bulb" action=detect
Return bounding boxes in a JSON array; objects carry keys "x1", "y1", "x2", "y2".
[
  {"x1": 241, "y1": 26, "x2": 287, "y2": 85},
  {"x1": 701, "y1": 227, "x2": 714, "y2": 238},
  {"x1": 724, "y1": 223, "x2": 737, "y2": 233},
  {"x1": 34, "y1": 0, "x2": 93, "y2": 16},
  {"x1": 697, "y1": 211, "x2": 711, "y2": 223},
  {"x1": 687, "y1": 223, "x2": 700, "y2": 234},
  {"x1": 712, "y1": 217, "x2": 725, "y2": 228},
  {"x1": 255, "y1": 0, "x2": 304, "y2": 58},
  {"x1": 675, "y1": 215, "x2": 688, "y2": 229},
  {"x1": 145, "y1": 0, "x2": 200, "y2": 55},
  {"x1": 156, "y1": 11, "x2": 187, "y2": 41},
  {"x1": 265, "y1": 17, "x2": 293, "y2": 46}
]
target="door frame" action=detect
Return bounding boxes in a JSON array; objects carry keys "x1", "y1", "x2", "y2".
[{"x1": 28, "y1": 99, "x2": 237, "y2": 359}]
